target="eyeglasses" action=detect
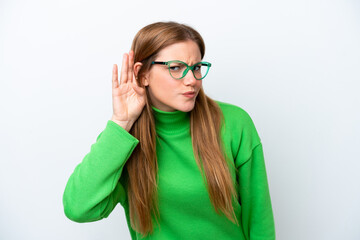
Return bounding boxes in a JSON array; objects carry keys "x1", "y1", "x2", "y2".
[{"x1": 151, "y1": 60, "x2": 212, "y2": 80}]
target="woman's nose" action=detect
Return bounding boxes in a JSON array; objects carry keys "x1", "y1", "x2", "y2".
[{"x1": 183, "y1": 70, "x2": 197, "y2": 85}]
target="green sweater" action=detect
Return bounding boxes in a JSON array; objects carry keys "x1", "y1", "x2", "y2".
[{"x1": 63, "y1": 101, "x2": 275, "y2": 240}]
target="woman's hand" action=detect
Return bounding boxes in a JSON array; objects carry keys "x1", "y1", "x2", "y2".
[{"x1": 111, "y1": 50, "x2": 146, "y2": 131}]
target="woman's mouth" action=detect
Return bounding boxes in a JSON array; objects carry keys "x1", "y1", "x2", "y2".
[{"x1": 183, "y1": 91, "x2": 196, "y2": 98}]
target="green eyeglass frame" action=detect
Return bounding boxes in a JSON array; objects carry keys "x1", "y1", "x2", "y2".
[{"x1": 151, "y1": 60, "x2": 212, "y2": 80}]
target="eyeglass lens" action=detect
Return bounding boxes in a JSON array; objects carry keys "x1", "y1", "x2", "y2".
[{"x1": 168, "y1": 62, "x2": 209, "y2": 80}]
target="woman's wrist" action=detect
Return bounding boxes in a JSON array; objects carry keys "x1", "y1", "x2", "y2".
[{"x1": 110, "y1": 117, "x2": 134, "y2": 132}]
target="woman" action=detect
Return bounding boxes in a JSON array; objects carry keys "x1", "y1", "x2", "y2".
[{"x1": 63, "y1": 21, "x2": 276, "y2": 240}]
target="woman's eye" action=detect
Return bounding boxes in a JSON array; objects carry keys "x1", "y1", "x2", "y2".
[
  {"x1": 194, "y1": 65, "x2": 201, "y2": 71},
  {"x1": 169, "y1": 66, "x2": 181, "y2": 71}
]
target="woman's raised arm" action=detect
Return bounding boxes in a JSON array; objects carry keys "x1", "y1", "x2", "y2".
[{"x1": 63, "y1": 51, "x2": 145, "y2": 222}]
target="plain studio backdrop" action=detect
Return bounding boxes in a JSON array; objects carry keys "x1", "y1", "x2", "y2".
[{"x1": 0, "y1": 0, "x2": 359, "y2": 239}]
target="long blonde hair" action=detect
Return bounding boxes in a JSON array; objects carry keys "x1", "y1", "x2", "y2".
[{"x1": 124, "y1": 21, "x2": 238, "y2": 237}]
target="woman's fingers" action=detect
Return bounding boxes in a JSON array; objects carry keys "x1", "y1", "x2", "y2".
[
  {"x1": 128, "y1": 50, "x2": 135, "y2": 83},
  {"x1": 118, "y1": 50, "x2": 137, "y2": 86},
  {"x1": 112, "y1": 64, "x2": 118, "y2": 88},
  {"x1": 120, "y1": 53, "x2": 128, "y2": 84}
]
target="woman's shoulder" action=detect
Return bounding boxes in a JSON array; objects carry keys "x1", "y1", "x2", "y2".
[
  {"x1": 214, "y1": 100, "x2": 261, "y2": 144},
  {"x1": 214, "y1": 100, "x2": 254, "y2": 126}
]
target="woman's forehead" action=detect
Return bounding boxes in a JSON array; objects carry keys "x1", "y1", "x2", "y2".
[{"x1": 156, "y1": 40, "x2": 202, "y2": 62}]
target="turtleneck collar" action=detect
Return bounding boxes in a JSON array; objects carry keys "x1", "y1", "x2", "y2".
[{"x1": 151, "y1": 106, "x2": 190, "y2": 134}]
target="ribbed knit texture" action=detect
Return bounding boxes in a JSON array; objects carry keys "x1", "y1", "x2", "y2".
[{"x1": 63, "y1": 101, "x2": 276, "y2": 240}]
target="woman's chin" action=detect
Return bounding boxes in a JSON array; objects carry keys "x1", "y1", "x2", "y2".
[{"x1": 177, "y1": 102, "x2": 196, "y2": 112}]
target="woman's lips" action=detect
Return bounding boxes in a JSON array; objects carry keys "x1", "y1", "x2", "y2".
[{"x1": 183, "y1": 92, "x2": 196, "y2": 98}]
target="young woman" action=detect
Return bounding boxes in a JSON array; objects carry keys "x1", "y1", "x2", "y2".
[{"x1": 63, "y1": 21, "x2": 276, "y2": 240}]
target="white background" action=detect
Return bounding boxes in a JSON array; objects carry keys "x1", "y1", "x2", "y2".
[{"x1": 1, "y1": 0, "x2": 359, "y2": 239}]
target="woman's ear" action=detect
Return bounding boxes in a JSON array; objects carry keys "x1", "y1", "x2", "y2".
[{"x1": 134, "y1": 62, "x2": 149, "y2": 86}]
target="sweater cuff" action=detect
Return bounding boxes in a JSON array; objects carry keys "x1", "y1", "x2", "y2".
[{"x1": 104, "y1": 120, "x2": 139, "y2": 144}]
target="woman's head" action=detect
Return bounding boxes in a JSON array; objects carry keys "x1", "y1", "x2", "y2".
[{"x1": 131, "y1": 21, "x2": 206, "y2": 112}]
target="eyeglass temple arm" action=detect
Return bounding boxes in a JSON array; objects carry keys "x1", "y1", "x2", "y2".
[{"x1": 151, "y1": 61, "x2": 167, "y2": 65}]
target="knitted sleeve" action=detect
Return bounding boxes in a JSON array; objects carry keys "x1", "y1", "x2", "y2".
[
  {"x1": 62, "y1": 120, "x2": 139, "y2": 222},
  {"x1": 237, "y1": 142, "x2": 276, "y2": 240}
]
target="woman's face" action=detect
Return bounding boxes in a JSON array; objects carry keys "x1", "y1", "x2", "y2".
[{"x1": 144, "y1": 40, "x2": 203, "y2": 112}]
